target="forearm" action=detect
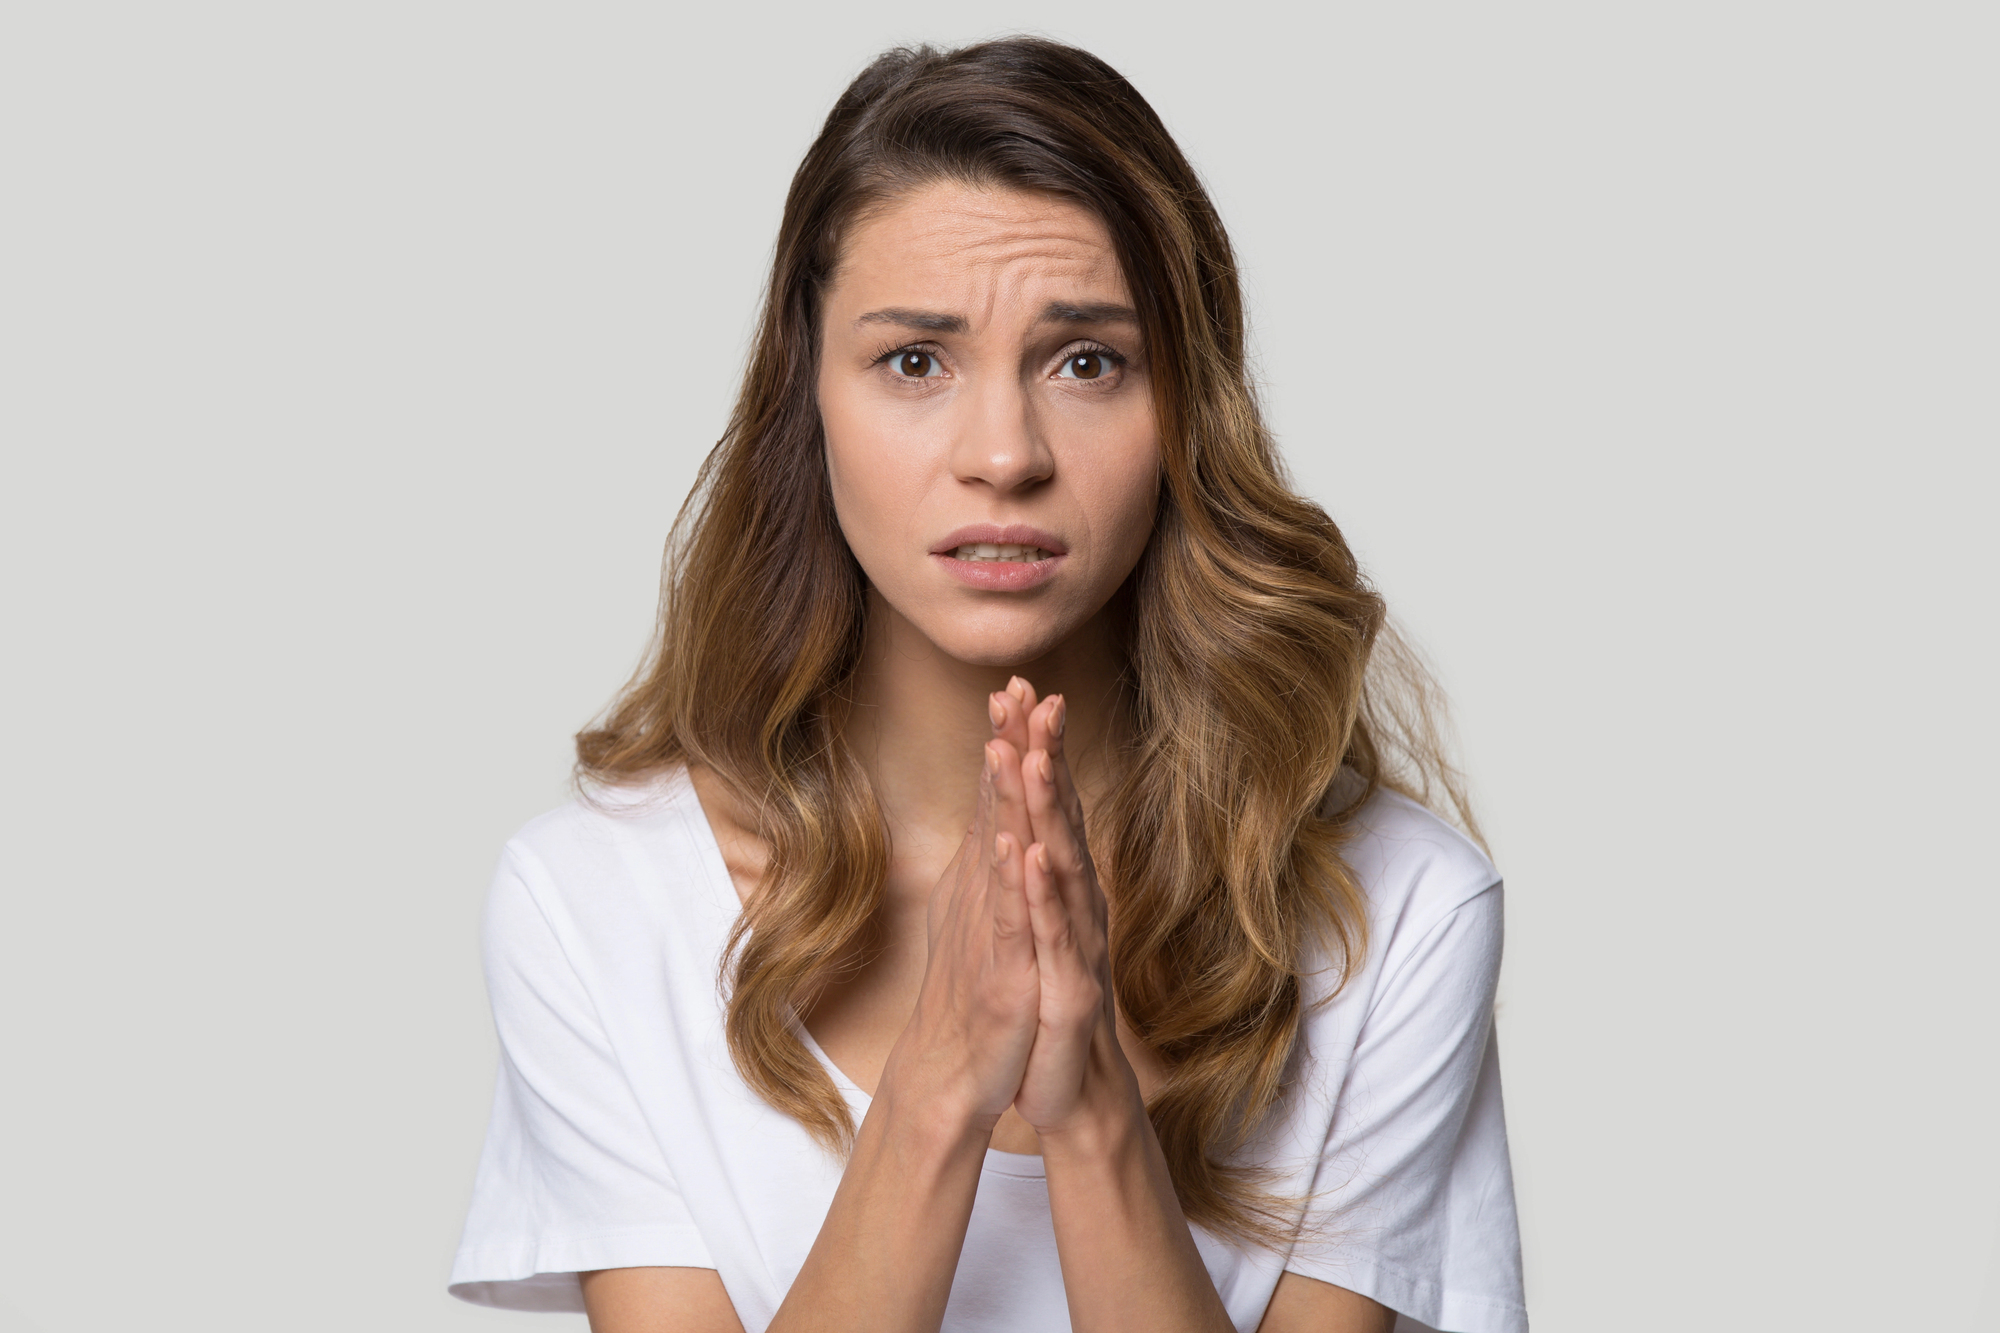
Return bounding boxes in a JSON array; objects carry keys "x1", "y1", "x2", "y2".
[
  {"x1": 1039, "y1": 1061, "x2": 1235, "y2": 1333},
  {"x1": 767, "y1": 1079, "x2": 992, "y2": 1333}
]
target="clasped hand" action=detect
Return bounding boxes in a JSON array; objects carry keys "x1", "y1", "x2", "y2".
[{"x1": 894, "y1": 677, "x2": 1127, "y2": 1141}]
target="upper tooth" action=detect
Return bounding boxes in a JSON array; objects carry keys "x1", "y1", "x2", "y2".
[{"x1": 953, "y1": 544, "x2": 1051, "y2": 562}]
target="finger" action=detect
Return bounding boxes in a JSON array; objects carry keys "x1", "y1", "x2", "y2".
[
  {"x1": 1008, "y1": 675, "x2": 1040, "y2": 729},
  {"x1": 1027, "y1": 694, "x2": 1088, "y2": 835},
  {"x1": 1024, "y1": 840, "x2": 1088, "y2": 984},
  {"x1": 933, "y1": 749, "x2": 999, "y2": 947},
  {"x1": 1023, "y1": 696, "x2": 1090, "y2": 874},
  {"x1": 956, "y1": 744, "x2": 999, "y2": 901},
  {"x1": 991, "y1": 830, "x2": 1032, "y2": 944},
  {"x1": 1023, "y1": 747, "x2": 1102, "y2": 929},
  {"x1": 986, "y1": 738, "x2": 1035, "y2": 871},
  {"x1": 1023, "y1": 840, "x2": 1075, "y2": 968},
  {"x1": 988, "y1": 678, "x2": 1036, "y2": 761}
]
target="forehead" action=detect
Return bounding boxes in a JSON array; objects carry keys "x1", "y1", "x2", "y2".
[{"x1": 828, "y1": 182, "x2": 1129, "y2": 314}]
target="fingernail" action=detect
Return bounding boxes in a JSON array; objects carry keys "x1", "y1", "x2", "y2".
[
  {"x1": 1035, "y1": 844, "x2": 1051, "y2": 873},
  {"x1": 988, "y1": 694, "x2": 1005, "y2": 730},
  {"x1": 994, "y1": 834, "x2": 1011, "y2": 863},
  {"x1": 1038, "y1": 751, "x2": 1054, "y2": 783},
  {"x1": 1007, "y1": 676, "x2": 1028, "y2": 699},
  {"x1": 985, "y1": 744, "x2": 999, "y2": 775},
  {"x1": 1052, "y1": 696, "x2": 1066, "y2": 738}
]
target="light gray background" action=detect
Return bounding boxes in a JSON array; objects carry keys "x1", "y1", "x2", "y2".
[{"x1": 2, "y1": 3, "x2": 1993, "y2": 1331}]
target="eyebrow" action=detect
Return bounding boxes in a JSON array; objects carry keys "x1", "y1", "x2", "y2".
[
  {"x1": 1038, "y1": 301, "x2": 1138, "y2": 325},
  {"x1": 851, "y1": 300, "x2": 1140, "y2": 334},
  {"x1": 853, "y1": 307, "x2": 969, "y2": 334}
]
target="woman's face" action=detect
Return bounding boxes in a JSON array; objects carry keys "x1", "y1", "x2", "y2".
[{"x1": 817, "y1": 182, "x2": 1161, "y2": 668}]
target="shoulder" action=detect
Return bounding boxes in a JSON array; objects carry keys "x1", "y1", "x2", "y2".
[
  {"x1": 1345, "y1": 787, "x2": 1498, "y2": 917},
  {"x1": 1327, "y1": 785, "x2": 1504, "y2": 993},
  {"x1": 500, "y1": 768, "x2": 697, "y2": 882},
  {"x1": 486, "y1": 766, "x2": 735, "y2": 951}
]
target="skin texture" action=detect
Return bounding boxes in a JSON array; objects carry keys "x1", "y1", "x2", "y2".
[{"x1": 583, "y1": 184, "x2": 1393, "y2": 1333}]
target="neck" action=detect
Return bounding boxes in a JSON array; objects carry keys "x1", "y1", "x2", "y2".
[{"x1": 844, "y1": 588, "x2": 1131, "y2": 862}]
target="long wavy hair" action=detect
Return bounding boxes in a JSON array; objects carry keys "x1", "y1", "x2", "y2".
[{"x1": 577, "y1": 37, "x2": 1479, "y2": 1246}]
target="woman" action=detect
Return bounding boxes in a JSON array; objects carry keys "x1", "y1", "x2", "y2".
[{"x1": 449, "y1": 38, "x2": 1525, "y2": 1333}]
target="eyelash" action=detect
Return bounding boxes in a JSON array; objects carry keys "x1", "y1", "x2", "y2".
[
  {"x1": 868, "y1": 342, "x2": 933, "y2": 370},
  {"x1": 1057, "y1": 341, "x2": 1128, "y2": 375},
  {"x1": 870, "y1": 340, "x2": 1130, "y2": 377}
]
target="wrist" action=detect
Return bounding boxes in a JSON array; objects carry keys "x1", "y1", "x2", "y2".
[
  {"x1": 874, "y1": 1043, "x2": 1004, "y2": 1148},
  {"x1": 1032, "y1": 1035, "x2": 1149, "y2": 1158}
]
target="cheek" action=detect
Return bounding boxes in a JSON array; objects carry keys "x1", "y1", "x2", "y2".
[
  {"x1": 1084, "y1": 426, "x2": 1163, "y2": 574},
  {"x1": 820, "y1": 376, "x2": 917, "y2": 574},
  {"x1": 823, "y1": 454, "x2": 883, "y2": 569},
  {"x1": 819, "y1": 375, "x2": 873, "y2": 521}
]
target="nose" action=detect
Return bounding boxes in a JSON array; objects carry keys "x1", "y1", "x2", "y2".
[{"x1": 946, "y1": 374, "x2": 1054, "y2": 494}]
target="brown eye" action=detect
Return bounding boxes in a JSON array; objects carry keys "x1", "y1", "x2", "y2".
[
  {"x1": 893, "y1": 350, "x2": 939, "y2": 378},
  {"x1": 1059, "y1": 352, "x2": 1105, "y2": 380}
]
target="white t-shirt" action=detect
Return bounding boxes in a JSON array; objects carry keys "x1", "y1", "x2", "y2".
[{"x1": 448, "y1": 769, "x2": 1527, "y2": 1333}]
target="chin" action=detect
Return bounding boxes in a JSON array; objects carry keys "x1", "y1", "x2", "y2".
[
  {"x1": 917, "y1": 605, "x2": 1083, "y2": 670},
  {"x1": 929, "y1": 630, "x2": 1071, "y2": 671}
]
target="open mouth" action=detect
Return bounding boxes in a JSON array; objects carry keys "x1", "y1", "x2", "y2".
[
  {"x1": 931, "y1": 526, "x2": 1067, "y2": 591},
  {"x1": 949, "y1": 543, "x2": 1057, "y2": 563}
]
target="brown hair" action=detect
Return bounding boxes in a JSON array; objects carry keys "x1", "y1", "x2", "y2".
[{"x1": 578, "y1": 37, "x2": 1478, "y2": 1246}]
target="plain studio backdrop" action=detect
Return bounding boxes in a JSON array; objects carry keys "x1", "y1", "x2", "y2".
[{"x1": 1, "y1": 3, "x2": 1994, "y2": 1331}]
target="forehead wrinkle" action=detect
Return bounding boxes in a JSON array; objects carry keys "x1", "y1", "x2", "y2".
[
  {"x1": 842, "y1": 234, "x2": 1114, "y2": 295},
  {"x1": 928, "y1": 239, "x2": 1128, "y2": 326},
  {"x1": 834, "y1": 187, "x2": 1131, "y2": 334},
  {"x1": 927, "y1": 225, "x2": 1113, "y2": 271},
  {"x1": 856, "y1": 261, "x2": 1124, "y2": 341},
  {"x1": 960, "y1": 270, "x2": 1125, "y2": 341}
]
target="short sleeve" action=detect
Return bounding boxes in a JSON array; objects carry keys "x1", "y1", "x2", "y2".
[
  {"x1": 448, "y1": 847, "x2": 715, "y2": 1312},
  {"x1": 1287, "y1": 884, "x2": 1527, "y2": 1333}
]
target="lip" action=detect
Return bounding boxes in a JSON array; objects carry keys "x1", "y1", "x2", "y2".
[
  {"x1": 929, "y1": 524, "x2": 1069, "y2": 557},
  {"x1": 930, "y1": 523, "x2": 1068, "y2": 592}
]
